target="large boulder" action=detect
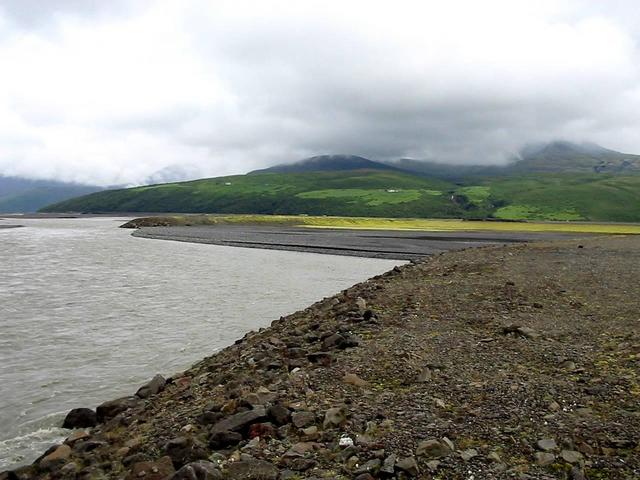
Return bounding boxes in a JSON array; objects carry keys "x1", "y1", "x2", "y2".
[
  {"x1": 209, "y1": 407, "x2": 267, "y2": 434},
  {"x1": 96, "y1": 397, "x2": 139, "y2": 423},
  {"x1": 62, "y1": 408, "x2": 97, "y2": 429},
  {"x1": 136, "y1": 374, "x2": 166, "y2": 399}
]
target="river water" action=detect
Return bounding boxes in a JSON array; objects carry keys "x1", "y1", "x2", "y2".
[{"x1": 0, "y1": 218, "x2": 400, "y2": 470}]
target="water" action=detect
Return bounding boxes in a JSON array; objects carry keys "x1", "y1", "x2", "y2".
[{"x1": 0, "y1": 217, "x2": 400, "y2": 470}]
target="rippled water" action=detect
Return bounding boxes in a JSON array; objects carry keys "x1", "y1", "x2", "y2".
[{"x1": 0, "y1": 218, "x2": 399, "y2": 470}]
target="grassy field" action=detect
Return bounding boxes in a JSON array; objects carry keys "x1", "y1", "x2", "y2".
[
  {"x1": 42, "y1": 169, "x2": 640, "y2": 223},
  {"x1": 124, "y1": 214, "x2": 640, "y2": 235}
]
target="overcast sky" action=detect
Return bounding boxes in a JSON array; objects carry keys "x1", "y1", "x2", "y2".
[{"x1": 1, "y1": 1, "x2": 640, "y2": 185}]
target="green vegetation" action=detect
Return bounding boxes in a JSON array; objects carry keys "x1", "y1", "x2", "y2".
[{"x1": 42, "y1": 167, "x2": 640, "y2": 223}]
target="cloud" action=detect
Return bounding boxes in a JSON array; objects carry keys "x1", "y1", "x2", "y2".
[{"x1": 1, "y1": 0, "x2": 640, "y2": 185}]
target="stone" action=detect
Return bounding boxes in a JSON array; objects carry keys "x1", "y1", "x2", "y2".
[
  {"x1": 209, "y1": 406, "x2": 267, "y2": 434},
  {"x1": 170, "y1": 461, "x2": 223, "y2": 480},
  {"x1": 322, "y1": 333, "x2": 346, "y2": 350},
  {"x1": 126, "y1": 456, "x2": 175, "y2": 480},
  {"x1": 537, "y1": 438, "x2": 557, "y2": 451},
  {"x1": 380, "y1": 454, "x2": 396, "y2": 474},
  {"x1": 302, "y1": 426, "x2": 319, "y2": 440},
  {"x1": 136, "y1": 374, "x2": 166, "y2": 399},
  {"x1": 208, "y1": 431, "x2": 243, "y2": 449},
  {"x1": 267, "y1": 404, "x2": 291, "y2": 426},
  {"x1": 323, "y1": 406, "x2": 347, "y2": 429},
  {"x1": 306, "y1": 352, "x2": 333, "y2": 366},
  {"x1": 247, "y1": 422, "x2": 276, "y2": 439},
  {"x1": 395, "y1": 456, "x2": 419, "y2": 476},
  {"x1": 343, "y1": 373, "x2": 368, "y2": 387},
  {"x1": 39, "y1": 444, "x2": 71, "y2": 470},
  {"x1": 460, "y1": 448, "x2": 478, "y2": 461},
  {"x1": 355, "y1": 297, "x2": 367, "y2": 312},
  {"x1": 561, "y1": 450, "x2": 583, "y2": 464},
  {"x1": 426, "y1": 460, "x2": 440, "y2": 472},
  {"x1": 62, "y1": 408, "x2": 97, "y2": 429},
  {"x1": 353, "y1": 458, "x2": 381, "y2": 476},
  {"x1": 164, "y1": 437, "x2": 208, "y2": 467},
  {"x1": 291, "y1": 411, "x2": 316, "y2": 428},
  {"x1": 571, "y1": 466, "x2": 587, "y2": 480},
  {"x1": 288, "y1": 458, "x2": 317, "y2": 471},
  {"x1": 416, "y1": 367, "x2": 432, "y2": 383},
  {"x1": 96, "y1": 396, "x2": 139, "y2": 422},
  {"x1": 354, "y1": 474, "x2": 374, "y2": 480},
  {"x1": 64, "y1": 430, "x2": 90, "y2": 445},
  {"x1": 224, "y1": 460, "x2": 279, "y2": 480},
  {"x1": 416, "y1": 439, "x2": 451, "y2": 458},
  {"x1": 535, "y1": 452, "x2": 555, "y2": 466}
]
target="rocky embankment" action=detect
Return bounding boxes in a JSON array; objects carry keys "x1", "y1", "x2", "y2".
[{"x1": 3, "y1": 236, "x2": 639, "y2": 480}]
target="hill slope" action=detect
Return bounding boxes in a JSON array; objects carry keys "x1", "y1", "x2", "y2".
[
  {"x1": 0, "y1": 176, "x2": 103, "y2": 213},
  {"x1": 249, "y1": 154, "x2": 401, "y2": 174}
]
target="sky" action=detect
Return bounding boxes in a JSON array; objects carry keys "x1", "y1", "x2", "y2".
[{"x1": 1, "y1": 0, "x2": 640, "y2": 186}]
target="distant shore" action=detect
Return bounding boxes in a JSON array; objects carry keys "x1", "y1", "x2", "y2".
[{"x1": 131, "y1": 223, "x2": 587, "y2": 260}]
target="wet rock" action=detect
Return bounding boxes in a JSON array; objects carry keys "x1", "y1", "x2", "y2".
[
  {"x1": 395, "y1": 456, "x2": 419, "y2": 476},
  {"x1": 535, "y1": 452, "x2": 555, "y2": 466},
  {"x1": 224, "y1": 459, "x2": 279, "y2": 480},
  {"x1": 537, "y1": 438, "x2": 557, "y2": 452},
  {"x1": 267, "y1": 404, "x2": 291, "y2": 425},
  {"x1": 291, "y1": 411, "x2": 316, "y2": 428},
  {"x1": 62, "y1": 408, "x2": 97, "y2": 429},
  {"x1": 170, "y1": 461, "x2": 223, "y2": 480},
  {"x1": 208, "y1": 431, "x2": 242, "y2": 450},
  {"x1": 323, "y1": 406, "x2": 347, "y2": 429},
  {"x1": 416, "y1": 439, "x2": 452, "y2": 458},
  {"x1": 39, "y1": 444, "x2": 71, "y2": 470},
  {"x1": 96, "y1": 397, "x2": 139, "y2": 423},
  {"x1": 126, "y1": 456, "x2": 175, "y2": 480},
  {"x1": 209, "y1": 406, "x2": 267, "y2": 434},
  {"x1": 136, "y1": 374, "x2": 166, "y2": 399}
]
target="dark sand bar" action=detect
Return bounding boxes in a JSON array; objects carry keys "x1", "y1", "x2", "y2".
[{"x1": 133, "y1": 224, "x2": 588, "y2": 260}]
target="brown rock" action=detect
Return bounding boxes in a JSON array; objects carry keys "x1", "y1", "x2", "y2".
[{"x1": 126, "y1": 456, "x2": 175, "y2": 480}]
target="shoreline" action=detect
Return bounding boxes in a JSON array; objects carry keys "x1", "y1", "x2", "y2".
[
  {"x1": 131, "y1": 224, "x2": 588, "y2": 260},
  {"x1": 5, "y1": 234, "x2": 639, "y2": 479}
]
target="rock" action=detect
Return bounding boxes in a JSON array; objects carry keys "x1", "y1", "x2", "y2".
[
  {"x1": 196, "y1": 411, "x2": 224, "y2": 426},
  {"x1": 425, "y1": 460, "x2": 440, "y2": 472},
  {"x1": 355, "y1": 297, "x2": 367, "y2": 312},
  {"x1": 535, "y1": 452, "x2": 555, "y2": 466},
  {"x1": 288, "y1": 458, "x2": 317, "y2": 471},
  {"x1": 267, "y1": 404, "x2": 291, "y2": 425},
  {"x1": 126, "y1": 456, "x2": 175, "y2": 480},
  {"x1": 380, "y1": 454, "x2": 396, "y2": 474},
  {"x1": 224, "y1": 459, "x2": 279, "y2": 480},
  {"x1": 39, "y1": 444, "x2": 71, "y2": 470},
  {"x1": 561, "y1": 450, "x2": 583, "y2": 464},
  {"x1": 62, "y1": 408, "x2": 97, "y2": 429},
  {"x1": 416, "y1": 439, "x2": 451, "y2": 458},
  {"x1": 395, "y1": 456, "x2": 419, "y2": 476},
  {"x1": 322, "y1": 333, "x2": 346, "y2": 349},
  {"x1": 209, "y1": 406, "x2": 267, "y2": 434},
  {"x1": 291, "y1": 411, "x2": 316, "y2": 428},
  {"x1": 164, "y1": 437, "x2": 208, "y2": 467},
  {"x1": 353, "y1": 458, "x2": 381, "y2": 475},
  {"x1": 487, "y1": 451, "x2": 502, "y2": 463},
  {"x1": 306, "y1": 352, "x2": 333, "y2": 366},
  {"x1": 286, "y1": 442, "x2": 316, "y2": 457},
  {"x1": 416, "y1": 367, "x2": 432, "y2": 383},
  {"x1": 323, "y1": 406, "x2": 347, "y2": 429},
  {"x1": 64, "y1": 430, "x2": 90, "y2": 445},
  {"x1": 136, "y1": 374, "x2": 166, "y2": 399},
  {"x1": 302, "y1": 426, "x2": 319, "y2": 440},
  {"x1": 170, "y1": 461, "x2": 223, "y2": 480},
  {"x1": 247, "y1": 422, "x2": 276, "y2": 439},
  {"x1": 96, "y1": 396, "x2": 139, "y2": 422},
  {"x1": 354, "y1": 474, "x2": 374, "y2": 480},
  {"x1": 460, "y1": 448, "x2": 478, "y2": 461},
  {"x1": 502, "y1": 324, "x2": 540, "y2": 339},
  {"x1": 537, "y1": 438, "x2": 557, "y2": 451},
  {"x1": 571, "y1": 466, "x2": 587, "y2": 480},
  {"x1": 208, "y1": 431, "x2": 243, "y2": 449},
  {"x1": 343, "y1": 373, "x2": 368, "y2": 387}
]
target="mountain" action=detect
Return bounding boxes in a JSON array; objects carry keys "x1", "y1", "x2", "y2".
[
  {"x1": 392, "y1": 141, "x2": 640, "y2": 178},
  {"x1": 249, "y1": 154, "x2": 400, "y2": 174},
  {"x1": 40, "y1": 143, "x2": 640, "y2": 222},
  {"x1": 0, "y1": 176, "x2": 103, "y2": 213}
]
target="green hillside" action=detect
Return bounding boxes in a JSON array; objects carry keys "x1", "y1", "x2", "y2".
[{"x1": 40, "y1": 167, "x2": 640, "y2": 222}]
